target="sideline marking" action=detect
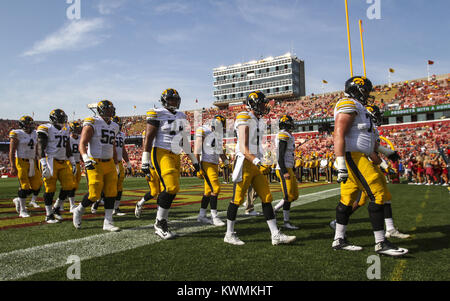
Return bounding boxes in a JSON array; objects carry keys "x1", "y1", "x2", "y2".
[{"x1": 0, "y1": 188, "x2": 340, "y2": 280}]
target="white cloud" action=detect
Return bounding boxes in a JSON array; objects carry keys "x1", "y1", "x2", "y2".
[
  {"x1": 22, "y1": 18, "x2": 107, "y2": 57},
  {"x1": 154, "y1": 1, "x2": 191, "y2": 14},
  {"x1": 97, "y1": 0, "x2": 126, "y2": 15}
]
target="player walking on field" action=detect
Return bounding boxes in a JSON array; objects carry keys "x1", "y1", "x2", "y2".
[
  {"x1": 72, "y1": 100, "x2": 121, "y2": 232},
  {"x1": 224, "y1": 91, "x2": 296, "y2": 246},
  {"x1": 332, "y1": 76, "x2": 408, "y2": 256}
]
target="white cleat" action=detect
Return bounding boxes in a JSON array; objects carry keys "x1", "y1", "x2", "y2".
[
  {"x1": 113, "y1": 208, "x2": 126, "y2": 216},
  {"x1": 46, "y1": 214, "x2": 60, "y2": 224},
  {"x1": 103, "y1": 220, "x2": 120, "y2": 232},
  {"x1": 13, "y1": 198, "x2": 20, "y2": 214},
  {"x1": 53, "y1": 207, "x2": 63, "y2": 221},
  {"x1": 375, "y1": 239, "x2": 408, "y2": 257},
  {"x1": 19, "y1": 211, "x2": 30, "y2": 218},
  {"x1": 91, "y1": 202, "x2": 98, "y2": 214},
  {"x1": 73, "y1": 206, "x2": 83, "y2": 229},
  {"x1": 29, "y1": 200, "x2": 41, "y2": 208},
  {"x1": 197, "y1": 215, "x2": 213, "y2": 224},
  {"x1": 154, "y1": 219, "x2": 176, "y2": 240},
  {"x1": 135, "y1": 203, "x2": 143, "y2": 218},
  {"x1": 332, "y1": 238, "x2": 363, "y2": 251},
  {"x1": 283, "y1": 222, "x2": 299, "y2": 230},
  {"x1": 212, "y1": 216, "x2": 226, "y2": 227},
  {"x1": 224, "y1": 232, "x2": 245, "y2": 245},
  {"x1": 272, "y1": 231, "x2": 296, "y2": 245},
  {"x1": 385, "y1": 228, "x2": 411, "y2": 239}
]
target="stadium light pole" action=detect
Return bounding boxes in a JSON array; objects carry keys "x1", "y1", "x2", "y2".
[
  {"x1": 359, "y1": 19, "x2": 367, "y2": 78},
  {"x1": 345, "y1": 0, "x2": 354, "y2": 77}
]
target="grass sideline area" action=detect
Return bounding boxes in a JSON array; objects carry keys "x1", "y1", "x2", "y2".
[{"x1": 0, "y1": 176, "x2": 449, "y2": 281}]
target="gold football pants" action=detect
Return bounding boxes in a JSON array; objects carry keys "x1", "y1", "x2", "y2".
[
  {"x1": 43, "y1": 159, "x2": 74, "y2": 193},
  {"x1": 276, "y1": 168, "x2": 299, "y2": 202},
  {"x1": 201, "y1": 161, "x2": 220, "y2": 196},
  {"x1": 16, "y1": 158, "x2": 42, "y2": 191},
  {"x1": 86, "y1": 158, "x2": 117, "y2": 200},
  {"x1": 151, "y1": 147, "x2": 180, "y2": 195},
  {"x1": 231, "y1": 159, "x2": 273, "y2": 206}
]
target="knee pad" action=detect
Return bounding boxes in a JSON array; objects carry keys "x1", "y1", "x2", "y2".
[
  {"x1": 18, "y1": 189, "x2": 28, "y2": 198},
  {"x1": 209, "y1": 195, "x2": 218, "y2": 210},
  {"x1": 104, "y1": 197, "x2": 115, "y2": 209},
  {"x1": 368, "y1": 202, "x2": 385, "y2": 231},
  {"x1": 283, "y1": 201, "x2": 291, "y2": 211},
  {"x1": 116, "y1": 191, "x2": 122, "y2": 201},
  {"x1": 261, "y1": 202, "x2": 275, "y2": 221},
  {"x1": 200, "y1": 195, "x2": 210, "y2": 209},
  {"x1": 33, "y1": 187, "x2": 41, "y2": 196},
  {"x1": 68, "y1": 189, "x2": 76, "y2": 198},
  {"x1": 144, "y1": 192, "x2": 154, "y2": 201},
  {"x1": 43, "y1": 192, "x2": 55, "y2": 206},
  {"x1": 336, "y1": 202, "x2": 353, "y2": 226},
  {"x1": 227, "y1": 203, "x2": 239, "y2": 221},
  {"x1": 157, "y1": 192, "x2": 175, "y2": 209},
  {"x1": 58, "y1": 190, "x2": 69, "y2": 200},
  {"x1": 81, "y1": 194, "x2": 93, "y2": 208}
]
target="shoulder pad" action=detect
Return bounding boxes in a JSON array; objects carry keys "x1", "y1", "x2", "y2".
[
  {"x1": 335, "y1": 98, "x2": 357, "y2": 113},
  {"x1": 9, "y1": 130, "x2": 18, "y2": 138},
  {"x1": 37, "y1": 125, "x2": 49, "y2": 135},
  {"x1": 278, "y1": 131, "x2": 290, "y2": 141},
  {"x1": 146, "y1": 109, "x2": 158, "y2": 120},
  {"x1": 83, "y1": 117, "x2": 96, "y2": 126},
  {"x1": 195, "y1": 127, "x2": 205, "y2": 137}
]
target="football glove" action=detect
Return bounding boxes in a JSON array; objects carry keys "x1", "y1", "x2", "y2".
[
  {"x1": 82, "y1": 154, "x2": 96, "y2": 170},
  {"x1": 39, "y1": 158, "x2": 51, "y2": 179},
  {"x1": 69, "y1": 157, "x2": 77, "y2": 176},
  {"x1": 196, "y1": 169, "x2": 204, "y2": 179},
  {"x1": 335, "y1": 157, "x2": 348, "y2": 184},
  {"x1": 126, "y1": 161, "x2": 132, "y2": 174},
  {"x1": 259, "y1": 165, "x2": 271, "y2": 175},
  {"x1": 141, "y1": 152, "x2": 153, "y2": 175}
]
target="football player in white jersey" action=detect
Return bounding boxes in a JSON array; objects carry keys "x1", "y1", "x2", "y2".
[
  {"x1": 91, "y1": 116, "x2": 132, "y2": 215},
  {"x1": 141, "y1": 88, "x2": 199, "y2": 239},
  {"x1": 37, "y1": 109, "x2": 76, "y2": 223},
  {"x1": 68, "y1": 121, "x2": 82, "y2": 213},
  {"x1": 72, "y1": 100, "x2": 120, "y2": 232},
  {"x1": 9, "y1": 116, "x2": 42, "y2": 217},
  {"x1": 194, "y1": 114, "x2": 228, "y2": 226},
  {"x1": 332, "y1": 76, "x2": 408, "y2": 257},
  {"x1": 224, "y1": 91, "x2": 296, "y2": 246},
  {"x1": 273, "y1": 114, "x2": 299, "y2": 230},
  {"x1": 329, "y1": 105, "x2": 410, "y2": 239}
]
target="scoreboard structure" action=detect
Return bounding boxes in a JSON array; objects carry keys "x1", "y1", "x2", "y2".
[{"x1": 213, "y1": 53, "x2": 305, "y2": 109}]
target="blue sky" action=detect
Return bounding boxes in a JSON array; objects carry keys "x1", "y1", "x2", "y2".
[{"x1": 0, "y1": 0, "x2": 449, "y2": 121}]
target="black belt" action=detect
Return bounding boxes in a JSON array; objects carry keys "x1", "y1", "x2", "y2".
[
  {"x1": 54, "y1": 159, "x2": 67, "y2": 163},
  {"x1": 98, "y1": 159, "x2": 111, "y2": 162}
]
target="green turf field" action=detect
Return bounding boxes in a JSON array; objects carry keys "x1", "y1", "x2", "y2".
[{"x1": 0, "y1": 176, "x2": 449, "y2": 281}]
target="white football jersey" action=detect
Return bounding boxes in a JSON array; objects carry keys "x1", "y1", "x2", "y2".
[
  {"x1": 83, "y1": 116, "x2": 119, "y2": 160},
  {"x1": 37, "y1": 123, "x2": 70, "y2": 160},
  {"x1": 275, "y1": 130, "x2": 295, "y2": 169},
  {"x1": 9, "y1": 129, "x2": 37, "y2": 159},
  {"x1": 196, "y1": 125, "x2": 221, "y2": 165},
  {"x1": 146, "y1": 108, "x2": 188, "y2": 154},
  {"x1": 70, "y1": 135, "x2": 81, "y2": 163},
  {"x1": 234, "y1": 111, "x2": 265, "y2": 159},
  {"x1": 333, "y1": 97, "x2": 378, "y2": 155},
  {"x1": 115, "y1": 131, "x2": 126, "y2": 161}
]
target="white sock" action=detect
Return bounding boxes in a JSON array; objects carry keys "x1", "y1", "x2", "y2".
[
  {"x1": 199, "y1": 208, "x2": 207, "y2": 217},
  {"x1": 54, "y1": 198, "x2": 62, "y2": 209},
  {"x1": 334, "y1": 223, "x2": 347, "y2": 240},
  {"x1": 374, "y1": 230, "x2": 385, "y2": 243},
  {"x1": 385, "y1": 218, "x2": 395, "y2": 231},
  {"x1": 31, "y1": 194, "x2": 38, "y2": 202},
  {"x1": 156, "y1": 207, "x2": 169, "y2": 221},
  {"x1": 19, "y1": 198, "x2": 27, "y2": 213},
  {"x1": 78, "y1": 205, "x2": 86, "y2": 214},
  {"x1": 45, "y1": 205, "x2": 53, "y2": 216},
  {"x1": 104, "y1": 209, "x2": 113, "y2": 223},
  {"x1": 226, "y1": 219, "x2": 235, "y2": 235},
  {"x1": 114, "y1": 200, "x2": 120, "y2": 210},
  {"x1": 274, "y1": 200, "x2": 285, "y2": 211},
  {"x1": 283, "y1": 210, "x2": 290, "y2": 222},
  {"x1": 266, "y1": 219, "x2": 279, "y2": 236},
  {"x1": 69, "y1": 197, "x2": 75, "y2": 207},
  {"x1": 211, "y1": 209, "x2": 218, "y2": 218},
  {"x1": 137, "y1": 197, "x2": 146, "y2": 206},
  {"x1": 59, "y1": 199, "x2": 65, "y2": 210}
]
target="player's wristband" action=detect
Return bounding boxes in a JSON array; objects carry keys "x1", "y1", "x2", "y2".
[
  {"x1": 252, "y1": 158, "x2": 261, "y2": 166},
  {"x1": 335, "y1": 156, "x2": 346, "y2": 170},
  {"x1": 142, "y1": 151, "x2": 151, "y2": 164}
]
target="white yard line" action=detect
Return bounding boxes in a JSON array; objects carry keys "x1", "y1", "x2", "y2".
[{"x1": 0, "y1": 188, "x2": 339, "y2": 281}]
